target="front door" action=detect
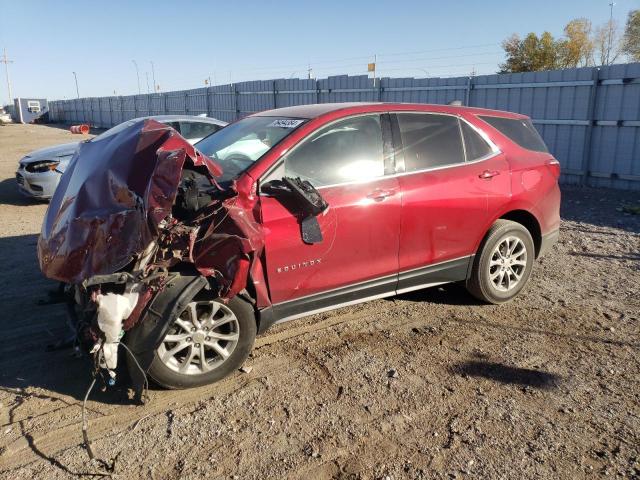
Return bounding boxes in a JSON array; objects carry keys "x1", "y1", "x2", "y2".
[{"x1": 259, "y1": 114, "x2": 401, "y2": 319}]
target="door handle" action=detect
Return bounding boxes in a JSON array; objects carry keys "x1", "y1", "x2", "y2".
[
  {"x1": 479, "y1": 170, "x2": 500, "y2": 179},
  {"x1": 367, "y1": 188, "x2": 396, "y2": 201}
]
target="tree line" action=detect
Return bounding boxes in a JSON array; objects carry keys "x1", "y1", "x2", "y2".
[{"x1": 500, "y1": 10, "x2": 640, "y2": 73}]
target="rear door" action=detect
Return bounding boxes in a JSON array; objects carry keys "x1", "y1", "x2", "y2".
[
  {"x1": 259, "y1": 114, "x2": 401, "y2": 317},
  {"x1": 392, "y1": 112, "x2": 510, "y2": 293}
]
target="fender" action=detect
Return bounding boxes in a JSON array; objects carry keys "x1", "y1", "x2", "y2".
[
  {"x1": 124, "y1": 275, "x2": 207, "y2": 387},
  {"x1": 472, "y1": 198, "x2": 544, "y2": 256}
]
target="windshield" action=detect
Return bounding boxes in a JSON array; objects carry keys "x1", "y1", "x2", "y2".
[{"x1": 195, "y1": 116, "x2": 306, "y2": 182}]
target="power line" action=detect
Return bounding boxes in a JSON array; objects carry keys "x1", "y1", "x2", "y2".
[
  {"x1": 379, "y1": 61, "x2": 498, "y2": 73},
  {"x1": 227, "y1": 50, "x2": 502, "y2": 79},
  {"x1": 377, "y1": 42, "x2": 499, "y2": 58},
  {"x1": 227, "y1": 42, "x2": 502, "y2": 75}
]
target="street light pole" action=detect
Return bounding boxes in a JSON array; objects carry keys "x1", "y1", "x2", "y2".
[
  {"x1": 607, "y1": 1, "x2": 616, "y2": 65},
  {"x1": 72, "y1": 71, "x2": 80, "y2": 98},
  {"x1": 1, "y1": 48, "x2": 13, "y2": 104},
  {"x1": 132, "y1": 60, "x2": 141, "y2": 94},
  {"x1": 150, "y1": 61, "x2": 157, "y2": 92}
]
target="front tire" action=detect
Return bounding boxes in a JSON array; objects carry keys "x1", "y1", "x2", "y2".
[
  {"x1": 466, "y1": 220, "x2": 535, "y2": 304},
  {"x1": 126, "y1": 283, "x2": 256, "y2": 389}
]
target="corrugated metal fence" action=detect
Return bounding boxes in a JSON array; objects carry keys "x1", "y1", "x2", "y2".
[{"x1": 49, "y1": 63, "x2": 640, "y2": 190}]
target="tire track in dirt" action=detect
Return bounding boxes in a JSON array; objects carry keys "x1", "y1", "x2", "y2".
[{"x1": 0, "y1": 358, "x2": 288, "y2": 471}]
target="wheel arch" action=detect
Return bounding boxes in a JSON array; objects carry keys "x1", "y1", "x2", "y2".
[{"x1": 498, "y1": 209, "x2": 542, "y2": 258}]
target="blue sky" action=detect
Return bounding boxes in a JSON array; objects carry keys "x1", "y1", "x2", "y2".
[{"x1": 0, "y1": 0, "x2": 638, "y2": 102}]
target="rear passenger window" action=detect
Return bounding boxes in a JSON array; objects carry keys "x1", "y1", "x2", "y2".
[
  {"x1": 461, "y1": 121, "x2": 493, "y2": 160},
  {"x1": 479, "y1": 116, "x2": 548, "y2": 153},
  {"x1": 396, "y1": 114, "x2": 465, "y2": 172}
]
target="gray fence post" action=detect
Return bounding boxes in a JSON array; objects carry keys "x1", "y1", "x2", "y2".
[
  {"x1": 234, "y1": 84, "x2": 239, "y2": 120},
  {"x1": 272, "y1": 80, "x2": 277, "y2": 109},
  {"x1": 581, "y1": 66, "x2": 601, "y2": 186},
  {"x1": 316, "y1": 79, "x2": 320, "y2": 104},
  {"x1": 205, "y1": 88, "x2": 211, "y2": 116},
  {"x1": 465, "y1": 76, "x2": 473, "y2": 106}
]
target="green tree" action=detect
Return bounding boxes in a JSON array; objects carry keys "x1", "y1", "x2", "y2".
[
  {"x1": 499, "y1": 32, "x2": 561, "y2": 73},
  {"x1": 500, "y1": 34, "x2": 527, "y2": 73},
  {"x1": 623, "y1": 10, "x2": 640, "y2": 61}
]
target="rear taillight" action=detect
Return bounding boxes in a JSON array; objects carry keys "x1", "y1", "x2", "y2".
[{"x1": 547, "y1": 158, "x2": 560, "y2": 179}]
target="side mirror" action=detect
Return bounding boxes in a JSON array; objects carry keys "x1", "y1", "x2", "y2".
[
  {"x1": 261, "y1": 177, "x2": 329, "y2": 244},
  {"x1": 261, "y1": 177, "x2": 328, "y2": 217},
  {"x1": 261, "y1": 178, "x2": 291, "y2": 196}
]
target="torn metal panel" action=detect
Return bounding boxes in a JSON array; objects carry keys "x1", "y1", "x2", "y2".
[{"x1": 38, "y1": 119, "x2": 221, "y2": 284}]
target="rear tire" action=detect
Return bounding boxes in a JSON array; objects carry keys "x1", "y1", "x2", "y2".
[{"x1": 466, "y1": 220, "x2": 535, "y2": 304}]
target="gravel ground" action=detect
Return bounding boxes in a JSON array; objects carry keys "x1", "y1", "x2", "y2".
[{"x1": 0, "y1": 123, "x2": 639, "y2": 479}]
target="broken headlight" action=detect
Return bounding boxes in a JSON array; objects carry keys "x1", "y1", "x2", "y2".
[{"x1": 26, "y1": 160, "x2": 59, "y2": 173}]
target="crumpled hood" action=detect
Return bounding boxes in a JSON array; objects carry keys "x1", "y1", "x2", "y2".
[
  {"x1": 20, "y1": 142, "x2": 80, "y2": 164},
  {"x1": 38, "y1": 119, "x2": 222, "y2": 283}
]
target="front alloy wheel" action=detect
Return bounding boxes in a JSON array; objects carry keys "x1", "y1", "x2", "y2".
[
  {"x1": 137, "y1": 290, "x2": 256, "y2": 389},
  {"x1": 157, "y1": 300, "x2": 240, "y2": 375}
]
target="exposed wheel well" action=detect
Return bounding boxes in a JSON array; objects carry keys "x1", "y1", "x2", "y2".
[{"x1": 499, "y1": 210, "x2": 542, "y2": 257}]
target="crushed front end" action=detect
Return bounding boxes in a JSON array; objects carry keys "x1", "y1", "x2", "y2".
[{"x1": 38, "y1": 119, "x2": 266, "y2": 384}]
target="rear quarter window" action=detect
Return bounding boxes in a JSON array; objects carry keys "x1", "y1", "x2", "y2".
[{"x1": 479, "y1": 116, "x2": 548, "y2": 153}]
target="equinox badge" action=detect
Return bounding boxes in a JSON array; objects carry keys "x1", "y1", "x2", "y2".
[{"x1": 276, "y1": 258, "x2": 322, "y2": 273}]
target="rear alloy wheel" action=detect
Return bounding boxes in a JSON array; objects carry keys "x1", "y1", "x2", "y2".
[
  {"x1": 147, "y1": 295, "x2": 256, "y2": 389},
  {"x1": 466, "y1": 219, "x2": 535, "y2": 304}
]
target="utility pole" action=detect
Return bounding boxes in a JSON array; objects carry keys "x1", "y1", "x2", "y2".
[
  {"x1": 72, "y1": 71, "x2": 80, "y2": 98},
  {"x1": 1, "y1": 48, "x2": 13, "y2": 104},
  {"x1": 368, "y1": 55, "x2": 377, "y2": 87},
  {"x1": 145, "y1": 71, "x2": 150, "y2": 94},
  {"x1": 132, "y1": 60, "x2": 141, "y2": 94},
  {"x1": 150, "y1": 61, "x2": 157, "y2": 92},
  {"x1": 373, "y1": 54, "x2": 377, "y2": 87}
]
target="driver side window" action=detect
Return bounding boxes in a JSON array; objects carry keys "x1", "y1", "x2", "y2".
[{"x1": 283, "y1": 115, "x2": 384, "y2": 187}]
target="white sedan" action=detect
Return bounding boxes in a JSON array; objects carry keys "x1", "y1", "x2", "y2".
[{"x1": 16, "y1": 115, "x2": 227, "y2": 199}]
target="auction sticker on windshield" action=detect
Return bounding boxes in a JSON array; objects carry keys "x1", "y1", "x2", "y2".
[{"x1": 268, "y1": 119, "x2": 305, "y2": 128}]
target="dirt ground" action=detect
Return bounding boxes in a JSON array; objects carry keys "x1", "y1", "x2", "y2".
[{"x1": 0, "y1": 123, "x2": 638, "y2": 479}]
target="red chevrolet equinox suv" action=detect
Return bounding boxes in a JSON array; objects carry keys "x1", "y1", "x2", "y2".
[{"x1": 39, "y1": 102, "x2": 560, "y2": 389}]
